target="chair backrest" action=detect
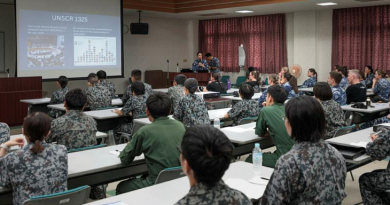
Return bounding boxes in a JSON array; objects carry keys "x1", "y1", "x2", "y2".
[
  {"x1": 235, "y1": 76, "x2": 247, "y2": 87},
  {"x1": 221, "y1": 76, "x2": 230, "y2": 84},
  {"x1": 67, "y1": 144, "x2": 107, "y2": 153},
  {"x1": 332, "y1": 125, "x2": 355, "y2": 138},
  {"x1": 155, "y1": 166, "x2": 185, "y2": 185},
  {"x1": 23, "y1": 186, "x2": 91, "y2": 205},
  {"x1": 238, "y1": 117, "x2": 257, "y2": 125}
]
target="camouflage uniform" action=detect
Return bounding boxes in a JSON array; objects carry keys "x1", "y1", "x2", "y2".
[
  {"x1": 173, "y1": 94, "x2": 210, "y2": 127},
  {"x1": 301, "y1": 76, "x2": 317, "y2": 88},
  {"x1": 0, "y1": 143, "x2": 68, "y2": 205},
  {"x1": 0, "y1": 122, "x2": 10, "y2": 144},
  {"x1": 174, "y1": 181, "x2": 252, "y2": 205},
  {"x1": 192, "y1": 59, "x2": 209, "y2": 72},
  {"x1": 227, "y1": 99, "x2": 259, "y2": 125},
  {"x1": 114, "y1": 95, "x2": 147, "y2": 144},
  {"x1": 47, "y1": 110, "x2": 97, "y2": 150},
  {"x1": 365, "y1": 73, "x2": 375, "y2": 88},
  {"x1": 99, "y1": 79, "x2": 117, "y2": 99},
  {"x1": 282, "y1": 82, "x2": 299, "y2": 100},
  {"x1": 258, "y1": 88, "x2": 268, "y2": 109},
  {"x1": 374, "y1": 78, "x2": 390, "y2": 100},
  {"x1": 359, "y1": 115, "x2": 390, "y2": 130},
  {"x1": 332, "y1": 85, "x2": 347, "y2": 106},
  {"x1": 207, "y1": 57, "x2": 220, "y2": 73},
  {"x1": 85, "y1": 84, "x2": 112, "y2": 110},
  {"x1": 339, "y1": 76, "x2": 349, "y2": 90},
  {"x1": 48, "y1": 87, "x2": 69, "y2": 118},
  {"x1": 359, "y1": 127, "x2": 390, "y2": 205},
  {"x1": 168, "y1": 85, "x2": 185, "y2": 112},
  {"x1": 320, "y1": 100, "x2": 347, "y2": 139},
  {"x1": 360, "y1": 80, "x2": 366, "y2": 87},
  {"x1": 123, "y1": 82, "x2": 153, "y2": 105},
  {"x1": 260, "y1": 140, "x2": 347, "y2": 205}
]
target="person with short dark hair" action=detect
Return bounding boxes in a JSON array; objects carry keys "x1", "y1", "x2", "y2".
[
  {"x1": 97, "y1": 70, "x2": 117, "y2": 99},
  {"x1": 205, "y1": 53, "x2": 220, "y2": 73},
  {"x1": 260, "y1": 96, "x2": 347, "y2": 205},
  {"x1": 301, "y1": 68, "x2": 317, "y2": 88},
  {"x1": 0, "y1": 112, "x2": 68, "y2": 205},
  {"x1": 248, "y1": 85, "x2": 294, "y2": 168},
  {"x1": 123, "y1": 70, "x2": 153, "y2": 104},
  {"x1": 246, "y1": 71, "x2": 261, "y2": 93},
  {"x1": 113, "y1": 82, "x2": 147, "y2": 144},
  {"x1": 48, "y1": 76, "x2": 69, "y2": 118},
  {"x1": 337, "y1": 66, "x2": 349, "y2": 90},
  {"x1": 174, "y1": 78, "x2": 210, "y2": 127},
  {"x1": 328, "y1": 71, "x2": 347, "y2": 105},
  {"x1": 224, "y1": 84, "x2": 259, "y2": 125},
  {"x1": 258, "y1": 74, "x2": 278, "y2": 109},
  {"x1": 346, "y1": 70, "x2": 367, "y2": 104},
  {"x1": 168, "y1": 74, "x2": 187, "y2": 112},
  {"x1": 174, "y1": 125, "x2": 252, "y2": 205},
  {"x1": 364, "y1": 65, "x2": 375, "y2": 88},
  {"x1": 203, "y1": 73, "x2": 227, "y2": 94},
  {"x1": 280, "y1": 72, "x2": 299, "y2": 99},
  {"x1": 192, "y1": 52, "x2": 209, "y2": 72},
  {"x1": 117, "y1": 92, "x2": 186, "y2": 194},
  {"x1": 314, "y1": 82, "x2": 346, "y2": 139},
  {"x1": 85, "y1": 73, "x2": 112, "y2": 110},
  {"x1": 372, "y1": 69, "x2": 390, "y2": 101}
]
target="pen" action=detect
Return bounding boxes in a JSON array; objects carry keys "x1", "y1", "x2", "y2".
[
  {"x1": 371, "y1": 130, "x2": 382, "y2": 136},
  {"x1": 261, "y1": 177, "x2": 269, "y2": 181}
]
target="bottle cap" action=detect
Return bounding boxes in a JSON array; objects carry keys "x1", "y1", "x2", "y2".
[{"x1": 255, "y1": 143, "x2": 260, "y2": 148}]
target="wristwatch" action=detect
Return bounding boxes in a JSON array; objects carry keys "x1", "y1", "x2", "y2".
[{"x1": 0, "y1": 143, "x2": 10, "y2": 152}]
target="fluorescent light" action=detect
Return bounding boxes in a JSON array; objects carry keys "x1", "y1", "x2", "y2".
[
  {"x1": 317, "y1": 2, "x2": 338, "y2": 6},
  {"x1": 235, "y1": 10, "x2": 254, "y2": 13}
]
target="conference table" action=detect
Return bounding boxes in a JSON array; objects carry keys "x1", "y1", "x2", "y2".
[
  {"x1": 298, "y1": 87, "x2": 375, "y2": 97},
  {"x1": 20, "y1": 97, "x2": 51, "y2": 114},
  {"x1": 220, "y1": 92, "x2": 262, "y2": 101},
  {"x1": 86, "y1": 161, "x2": 274, "y2": 205},
  {"x1": 342, "y1": 103, "x2": 389, "y2": 125}
]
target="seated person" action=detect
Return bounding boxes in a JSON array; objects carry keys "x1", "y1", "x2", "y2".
[
  {"x1": 314, "y1": 82, "x2": 346, "y2": 139},
  {"x1": 97, "y1": 70, "x2": 117, "y2": 99},
  {"x1": 168, "y1": 74, "x2": 187, "y2": 112},
  {"x1": 224, "y1": 84, "x2": 259, "y2": 125},
  {"x1": 248, "y1": 85, "x2": 295, "y2": 168},
  {"x1": 117, "y1": 92, "x2": 186, "y2": 194},
  {"x1": 260, "y1": 96, "x2": 346, "y2": 205},
  {"x1": 85, "y1": 73, "x2": 112, "y2": 110},
  {"x1": 123, "y1": 69, "x2": 153, "y2": 104},
  {"x1": 48, "y1": 75, "x2": 69, "y2": 118},
  {"x1": 246, "y1": 66, "x2": 255, "y2": 80},
  {"x1": 0, "y1": 112, "x2": 68, "y2": 205},
  {"x1": 203, "y1": 73, "x2": 227, "y2": 94},
  {"x1": 359, "y1": 127, "x2": 390, "y2": 205},
  {"x1": 346, "y1": 70, "x2": 367, "y2": 104},
  {"x1": 364, "y1": 65, "x2": 375, "y2": 88},
  {"x1": 301, "y1": 68, "x2": 317, "y2": 88},
  {"x1": 174, "y1": 78, "x2": 210, "y2": 127},
  {"x1": 278, "y1": 66, "x2": 289, "y2": 84},
  {"x1": 281, "y1": 72, "x2": 299, "y2": 100},
  {"x1": 246, "y1": 70, "x2": 261, "y2": 93},
  {"x1": 175, "y1": 125, "x2": 251, "y2": 205},
  {"x1": 0, "y1": 122, "x2": 10, "y2": 144},
  {"x1": 113, "y1": 81, "x2": 147, "y2": 144},
  {"x1": 337, "y1": 66, "x2": 349, "y2": 90},
  {"x1": 47, "y1": 88, "x2": 97, "y2": 150},
  {"x1": 372, "y1": 69, "x2": 390, "y2": 102},
  {"x1": 327, "y1": 71, "x2": 347, "y2": 105},
  {"x1": 359, "y1": 96, "x2": 390, "y2": 130},
  {"x1": 258, "y1": 74, "x2": 278, "y2": 109}
]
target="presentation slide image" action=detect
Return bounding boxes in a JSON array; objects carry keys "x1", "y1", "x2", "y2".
[
  {"x1": 74, "y1": 36, "x2": 116, "y2": 66},
  {"x1": 27, "y1": 35, "x2": 65, "y2": 67}
]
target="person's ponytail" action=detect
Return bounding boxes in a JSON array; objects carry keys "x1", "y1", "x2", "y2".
[{"x1": 30, "y1": 140, "x2": 45, "y2": 154}]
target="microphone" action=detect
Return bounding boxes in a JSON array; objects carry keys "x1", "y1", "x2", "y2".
[{"x1": 177, "y1": 63, "x2": 179, "y2": 73}]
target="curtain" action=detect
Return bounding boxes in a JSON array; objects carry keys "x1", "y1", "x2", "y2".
[
  {"x1": 332, "y1": 5, "x2": 390, "y2": 72},
  {"x1": 199, "y1": 14, "x2": 287, "y2": 73}
]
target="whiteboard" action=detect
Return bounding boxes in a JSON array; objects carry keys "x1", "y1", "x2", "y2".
[{"x1": 0, "y1": 32, "x2": 4, "y2": 72}]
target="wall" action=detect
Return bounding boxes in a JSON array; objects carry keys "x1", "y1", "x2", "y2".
[{"x1": 0, "y1": 4, "x2": 16, "y2": 77}]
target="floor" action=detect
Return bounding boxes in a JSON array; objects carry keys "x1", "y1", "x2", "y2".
[{"x1": 10, "y1": 127, "x2": 386, "y2": 204}]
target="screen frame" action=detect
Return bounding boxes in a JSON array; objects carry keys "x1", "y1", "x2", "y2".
[{"x1": 14, "y1": 0, "x2": 125, "y2": 82}]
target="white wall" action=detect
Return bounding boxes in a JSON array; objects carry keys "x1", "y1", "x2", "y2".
[{"x1": 0, "y1": 4, "x2": 16, "y2": 77}]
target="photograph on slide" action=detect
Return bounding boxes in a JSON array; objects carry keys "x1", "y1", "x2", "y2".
[{"x1": 27, "y1": 35, "x2": 65, "y2": 67}]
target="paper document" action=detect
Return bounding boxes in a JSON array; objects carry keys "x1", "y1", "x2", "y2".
[
  {"x1": 102, "y1": 201, "x2": 129, "y2": 205},
  {"x1": 350, "y1": 141, "x2": 369, "y2": 148},
  {"x1": 109, "y1": 149, "x2": 123, "y2": 156},
  {"x1": 223, "y1": 126, "x2": 255, "y2": 133},
  {"x1": 225, "y1": 178, "x2": 266, "y2": 199}
]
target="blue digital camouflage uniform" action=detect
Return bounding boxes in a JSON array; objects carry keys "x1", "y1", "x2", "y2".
[
  {"x1": 320, "y1": 100, "x2": 347, "y2": 139},
  {"x1": 301, "y1": 76, "x2": 317, "y2": 88},
  {"x1": 359, "y1": 127, "x2": 390, "y2": 205},
  {"x1": 283, "y1": 82, "x2": 299, "y2": 100},
  {"x1": 99, "y1": 79, "x2": 117, "y2": 99},
  {"x1": 0, "y1": 122, "x2": 10, "y2": 144},
  {"x1": 227, "y1": 99, "x2": 259, "y2": 125},
  {"x1": 260, "y1": 140, "x2": 347, "y2": 205},
  {"x1": 168, "y1": 85, "x2": 185, "y2": 112},
  {"x1": 339, "y1": 76, "x2": 349, "y2": 90},
  {"x1": 332, "y1": 84, "x2": 347, "y2": 106},
  {"x1": 174, "y1": 181, "x2": 252, "y2": 205},
  {"x1": 85, "y1": 84, "x2": 112, "y2": 110},
  {"x1": 114, "y1": 95, "x2": 147, "y2": 144},
  {"x1": 123, "y1": 82, "x2": 153, "y2": 105},
  {"x1": 173, "y1": 94, "x2": 210, "y2": 127},
  {"x1": 46, "y1": 109, "x2": 97, "y2": 150},
  {"x1": 365, "y1": 73, "x2": 375, "y2": 88},
  {"x1": 192, "y1": 59, "x2": 209, "y2": 72},
  {"x1": 359, "y1": 115, "x2": 390, "y2": 130},
  {"x1": 0, "y1": 142, "x2": 68, "y2": 205},
  {"x1": 48, "y1": 87, "x2": 69, "y2": 118},
  {"x1": 207, "y1": 57, "x2": 220, "y2": 73},
  {"x1": 258, "y1": 88, "x2": 268, "y2": 109},
  {"x1": 374, "y1": 78, "x2": 390, "y2": 100},
  {"x1": 360, "y1": 80, "x2": 366, "y2": 87}
]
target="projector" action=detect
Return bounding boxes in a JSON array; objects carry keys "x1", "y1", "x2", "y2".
[{"x1": 130, "y1": 23, "x2": 149, "y2": 35}]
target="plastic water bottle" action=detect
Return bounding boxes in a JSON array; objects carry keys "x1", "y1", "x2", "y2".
[
  {"x1": 253, "y1": 143, "x2": 262, "y2": 175},
  {"x1": 227, "y1": 79, "x2": 231, "y2": 90},
  {"x1": 214, "y1": 117, "x2": 220, "y2": 129}
]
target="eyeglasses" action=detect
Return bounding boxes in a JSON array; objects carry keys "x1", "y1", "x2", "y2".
[
  {"x1": 176, "y1": 143, "x2": 182, "y2": 153},
  {"x1": 281, "y1": 115, "x2": 287, "y2": 121}
]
